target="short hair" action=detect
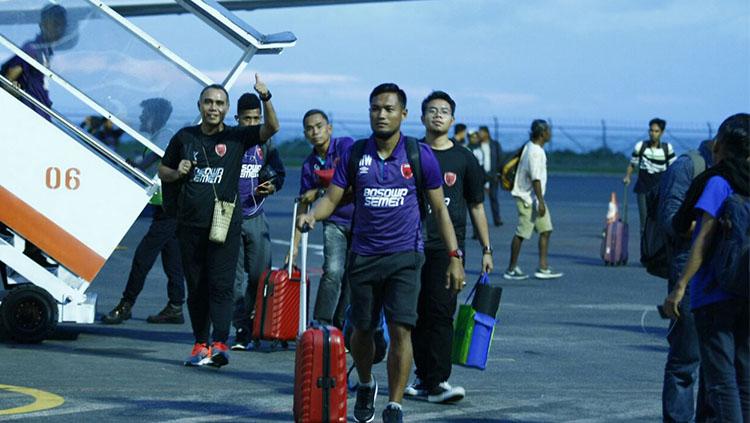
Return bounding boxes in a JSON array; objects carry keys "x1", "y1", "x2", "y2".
[
  {"x1": 649, "y1": 118, "x2": 666, "y2": 131},
  {"x1": 421, "y1": 90, "x2": 456, "y2": 116},
  {"x1": 303, "y1": 109, "x2": 329, "y2": 125},
  {"x1": 478, "y1": 125, "x2": 490, "y2": 134},
  {"x1": 369, "y1": 83, "x2": 406, "y2": 109},
  {"x1": 140, "y1": 98, "x2": 173, "y2": 131},
  {"x1": 41, "y1": 4, "x2": 66, "y2": 24},
  {"x1": 530, "y1": 119, "x2": 550, "y2": 140},
  {"x1": 716, "y1": 113, "x2": 750, "y2": 159},
  {"x1": 454, "y1": 123, "x2": 467, "y2": 134},
  {"x1": 237, "y1": 93, "x2": 261, "y2": 113},
  {"x1": 199, "y1": 84, "x2": 229, "y2": 103}
]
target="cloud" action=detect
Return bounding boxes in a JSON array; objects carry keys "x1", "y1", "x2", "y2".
[
  {"x1": 471, "y1": 92, "x2": 539, "y2": 107},
  {"x1": 206, "y1": 70, "x2": 358, "y2": 86}
]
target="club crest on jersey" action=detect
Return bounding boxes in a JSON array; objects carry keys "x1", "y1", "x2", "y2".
[
  {"x1": 444, "y1": 172, "x2": 457, "y2": 187},
  {"x1": 256, "y1": 146, "x2": 263, "y2": 161},
  {"x1": 215, "y1": 144, "x2": 227, "y2": 157},
  {"x1": 401, "y1": 163, "x2": 413, "y2": 179}
]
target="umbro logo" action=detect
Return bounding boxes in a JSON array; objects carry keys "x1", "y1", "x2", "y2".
[{"x1": 358, "y1": 154, "x2": 372, "y2": 174}]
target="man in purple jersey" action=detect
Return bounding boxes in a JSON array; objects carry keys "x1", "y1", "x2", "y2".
[
  {"x1": 297, "y1": 83, "x2": 464, "y2": 423},
  {"x1": 231, "y1": 93, "x2": 286, "y2": 350},
  {"x1": 290, "y1": 109, "x2": 354, "y2": 329}
]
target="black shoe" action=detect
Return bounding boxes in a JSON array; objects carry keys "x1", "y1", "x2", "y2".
[
  {"x1": 354, "y1": 377, "x2": 377, "y2": 423},
  {"x1": 427, "y1": 381, "x2": 465, "y2": 403},
  {"x1": 231, "y1": 328, "x2": 251, "y2": 351},
  {"x1": 146, "y1": 303, "x2": 184, "y2": 324},
  {"x1": 102, "y1": 300, "x2": 133, "y2": 324}
]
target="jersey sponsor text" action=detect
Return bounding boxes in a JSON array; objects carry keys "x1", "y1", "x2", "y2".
[
  {"x1": 192, "y1": 167, "x2": 224, "y2": 184},
  {"x1": 363, "y1": 187, "x2": 408, "y2": 208},
  {"x1": 240, "y1": 164, "x2": 262, "y2": 179}
]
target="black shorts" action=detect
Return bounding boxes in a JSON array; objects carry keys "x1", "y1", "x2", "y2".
[{"x1": 347, "y1": 251, "x2": 424, "y2": 330}]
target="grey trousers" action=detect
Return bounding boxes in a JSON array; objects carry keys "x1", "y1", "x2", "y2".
[
  {"x1": 232, "y1": 213, "x2": 272, "y2": 335},
  {"x1": 313, "y1": 222, "x2": 350, "y2": 328}
]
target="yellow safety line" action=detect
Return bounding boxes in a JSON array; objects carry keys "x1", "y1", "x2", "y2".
[{"x1": 0, "y1": 384, "x2": 64, "y2": 415}]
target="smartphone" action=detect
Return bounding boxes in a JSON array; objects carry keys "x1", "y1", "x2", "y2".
[{"x1": 657, "y1": 304, "x2": 670, "y2": 319}]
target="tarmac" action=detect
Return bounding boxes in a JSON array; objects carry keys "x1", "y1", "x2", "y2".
[{"x1": 0, "y1": 171, "x2": 671, "y2": 422}]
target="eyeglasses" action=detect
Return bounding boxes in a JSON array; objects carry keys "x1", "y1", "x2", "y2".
[{"x1": 425, "y1": 107, "x2": 452, "y2": 117}]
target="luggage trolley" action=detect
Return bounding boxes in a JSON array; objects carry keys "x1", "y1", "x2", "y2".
[{"x1": 0, "y1": 0, "x2": 295, "y2": 342}]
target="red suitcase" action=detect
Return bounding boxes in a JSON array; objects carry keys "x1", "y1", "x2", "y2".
[
  {"x1": 293, "y1": 324, "x2": 347, "y2": 423},
  {"x1": 602, "y1": 187, "x2": 629, "y2": 266},
  {"x1": 253, "y1": 266, "x2": 304, "y2": 342},
  {"x1": 253, "y1": 199, "x2": 309, "y2": 342}
]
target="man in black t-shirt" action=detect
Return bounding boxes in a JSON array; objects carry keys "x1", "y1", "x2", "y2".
[
  {"x1": 159, "y1": 75, "x2": 279, "y2": 367},
  {"x1": 405, "y1": 91, "x2": 494, "y2": 404}
]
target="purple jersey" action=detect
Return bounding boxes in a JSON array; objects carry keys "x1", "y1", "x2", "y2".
[
  {"x1": 238, "y1": 145, "x2": 266, "y2": 217},
  {"x1": 3, "y1": 36, "x2": 53, "y2": 118},
  {"x1": 332, "y1": 134, "x2": 442, "y2": 256},
  {"x1": 300, "y1": 137, "x2": 354, "y2": 226}
]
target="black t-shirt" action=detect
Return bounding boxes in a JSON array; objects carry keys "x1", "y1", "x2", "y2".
[
  {"x1": 424, "y1": 141, "x2": 485, "y2": 250},
  {"x1": 162, "y1": 124, "x2": 262, "y2": 228}
]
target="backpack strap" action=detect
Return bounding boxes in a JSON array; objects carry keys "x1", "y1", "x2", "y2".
[
  {"x1": 636, "y1": 141, "x2": 649, "y2": 167},
  {"x1": 661, "y1": 143, "x2": 670, "y2": 168},
  {"x1": 346, "y1": 139, "x2": 369, "y2": 191},
  {"x1": 404, "y1": 136, "x2": 426, "y2": 220},
  {"x1": 685, "y1": 150, "x2": 706, "y2": 179}
]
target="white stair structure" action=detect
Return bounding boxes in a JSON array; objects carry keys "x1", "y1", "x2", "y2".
[{"x1": 0, "y1": 0, "x2": 294, "y2": 342}]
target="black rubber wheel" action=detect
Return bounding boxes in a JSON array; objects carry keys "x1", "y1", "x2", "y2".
[{"x1": 0, "y1": 285, "x2": 58, "y2": 343}]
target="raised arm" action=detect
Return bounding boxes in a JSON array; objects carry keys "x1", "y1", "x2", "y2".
[{"x1": 254, "y1": 73, "x2": 279, "y2": 142}]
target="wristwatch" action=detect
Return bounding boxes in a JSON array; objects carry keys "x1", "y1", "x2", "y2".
[
  {"x1": 259, "y1": 91, "x2": 272, "y2": 102},
  {"x1": 482, "y1": 245, "x2": 493, "y2": 255},
  {"x1": 448, "y1": 249, "x2": 464, "y2": 260}
]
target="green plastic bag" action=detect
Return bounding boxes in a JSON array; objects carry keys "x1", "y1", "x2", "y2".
[{"x1": 451, "y1": 304, "x2": 476, "y2": 365}]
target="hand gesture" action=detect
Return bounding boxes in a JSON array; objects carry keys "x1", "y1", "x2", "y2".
[
  {"x1": 178, "y1": 159, "x2": 195, "y2": 177},
  {"x1": 254, "y1": 73, "x2": 269, "y2": 98}
]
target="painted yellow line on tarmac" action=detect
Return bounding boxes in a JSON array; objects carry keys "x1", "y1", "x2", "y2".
[{"x1": 0, "y1": 384, "x2": 64, "y2": 415}]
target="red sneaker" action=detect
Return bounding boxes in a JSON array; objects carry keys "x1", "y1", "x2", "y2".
[{"x1": 184, "y1": 342, "x2": 211, "y2": 367}]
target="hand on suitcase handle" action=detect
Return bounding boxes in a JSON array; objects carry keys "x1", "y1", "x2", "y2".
[{"x1": 296, "y1": 213, "x2": 316, "y2": 232}]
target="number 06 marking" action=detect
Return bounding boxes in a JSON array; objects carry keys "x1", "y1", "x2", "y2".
[{"x1": 45, "y1": 167, "x2": 80, "y2": 190}]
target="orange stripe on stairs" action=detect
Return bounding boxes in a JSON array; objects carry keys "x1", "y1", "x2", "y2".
[{"x1": 0, "y1": 186, "x2": 104, "y2": 281}]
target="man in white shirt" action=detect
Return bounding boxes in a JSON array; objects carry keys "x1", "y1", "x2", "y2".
[{"x1": 504, "y1": 120, "x2": 563, "y2": 280}]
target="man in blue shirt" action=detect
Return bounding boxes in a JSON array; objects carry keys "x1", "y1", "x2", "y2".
[
  {"x1": 231, "y1": 93, "x2": 285, "y2": 350},
  {"x1": 664, "y1": 113, "x2": 749, "y2": 421},
  {"x1": 297, "y1": 83, "x2": 464, "y2": 423},
  {"x1": 290, "y1": 109, "x2": 354, "y2": 329},
  {"x1": 657, "y1": 140, "x2": 713, "y2": 422}
]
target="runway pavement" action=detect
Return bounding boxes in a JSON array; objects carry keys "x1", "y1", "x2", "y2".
[{"x1": 0, "y1": 172, "x2": 671, "y2": 422}]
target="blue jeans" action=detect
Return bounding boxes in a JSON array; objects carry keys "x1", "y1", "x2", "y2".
[
  {"x1": 694, "y1": 299, "x2": 750, "y2": 422},
  {"x1": 313, "y1": 222, "x2": 350, "y2": 328},
  {"x1": 233, "y1": 214, "x2": 272, "y2": 336},
  {"x1": 663, "y1": 279, "x2": 711, "y2": 422}
]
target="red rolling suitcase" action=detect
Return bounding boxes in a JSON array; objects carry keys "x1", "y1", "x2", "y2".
[
  {"x1": 293, "y1": 207, "x2": 347, "y2": 422},
  {"x1": 253, "y1": 200, "x2": 308, "y2": 342},
  {"x1": 602, "y1": 187, "x2": 629, "y2": 266},
  {"x1": 293, "y1": 324, "x2": 348, "y2": 423}
]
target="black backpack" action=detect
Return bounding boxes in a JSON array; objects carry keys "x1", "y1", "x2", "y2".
[
  {"x1": 641, "y1": 150, "x2": 702, "y2": 278},
  {"x1": 346, "y1": 137, "x2": 427, "y2": 219},
  {"x1": 709, "y1": 193, "x2": 750, "y2": 298}
]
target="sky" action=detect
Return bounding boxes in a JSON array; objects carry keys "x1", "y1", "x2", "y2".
[
  {"x1": 132, "y1": 0, "x2": 750, "y2": 127},
  {"x1": 1, "y1": 0, "x2": 748, "y2": 150}
]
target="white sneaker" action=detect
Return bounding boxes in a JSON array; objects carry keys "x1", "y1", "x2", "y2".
[
  {"x1": 427, "y1": 381, "x2": 465, "y2": 404},
  {"x1": 503, "y1": 266, "x2": 530, "y2": 280},
  {"x1": 403, "y1": 378, "x2": 428, "y2": 398},
  {"x1": 534, "y1": 267, "x2": 563, "y2": 279}
]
